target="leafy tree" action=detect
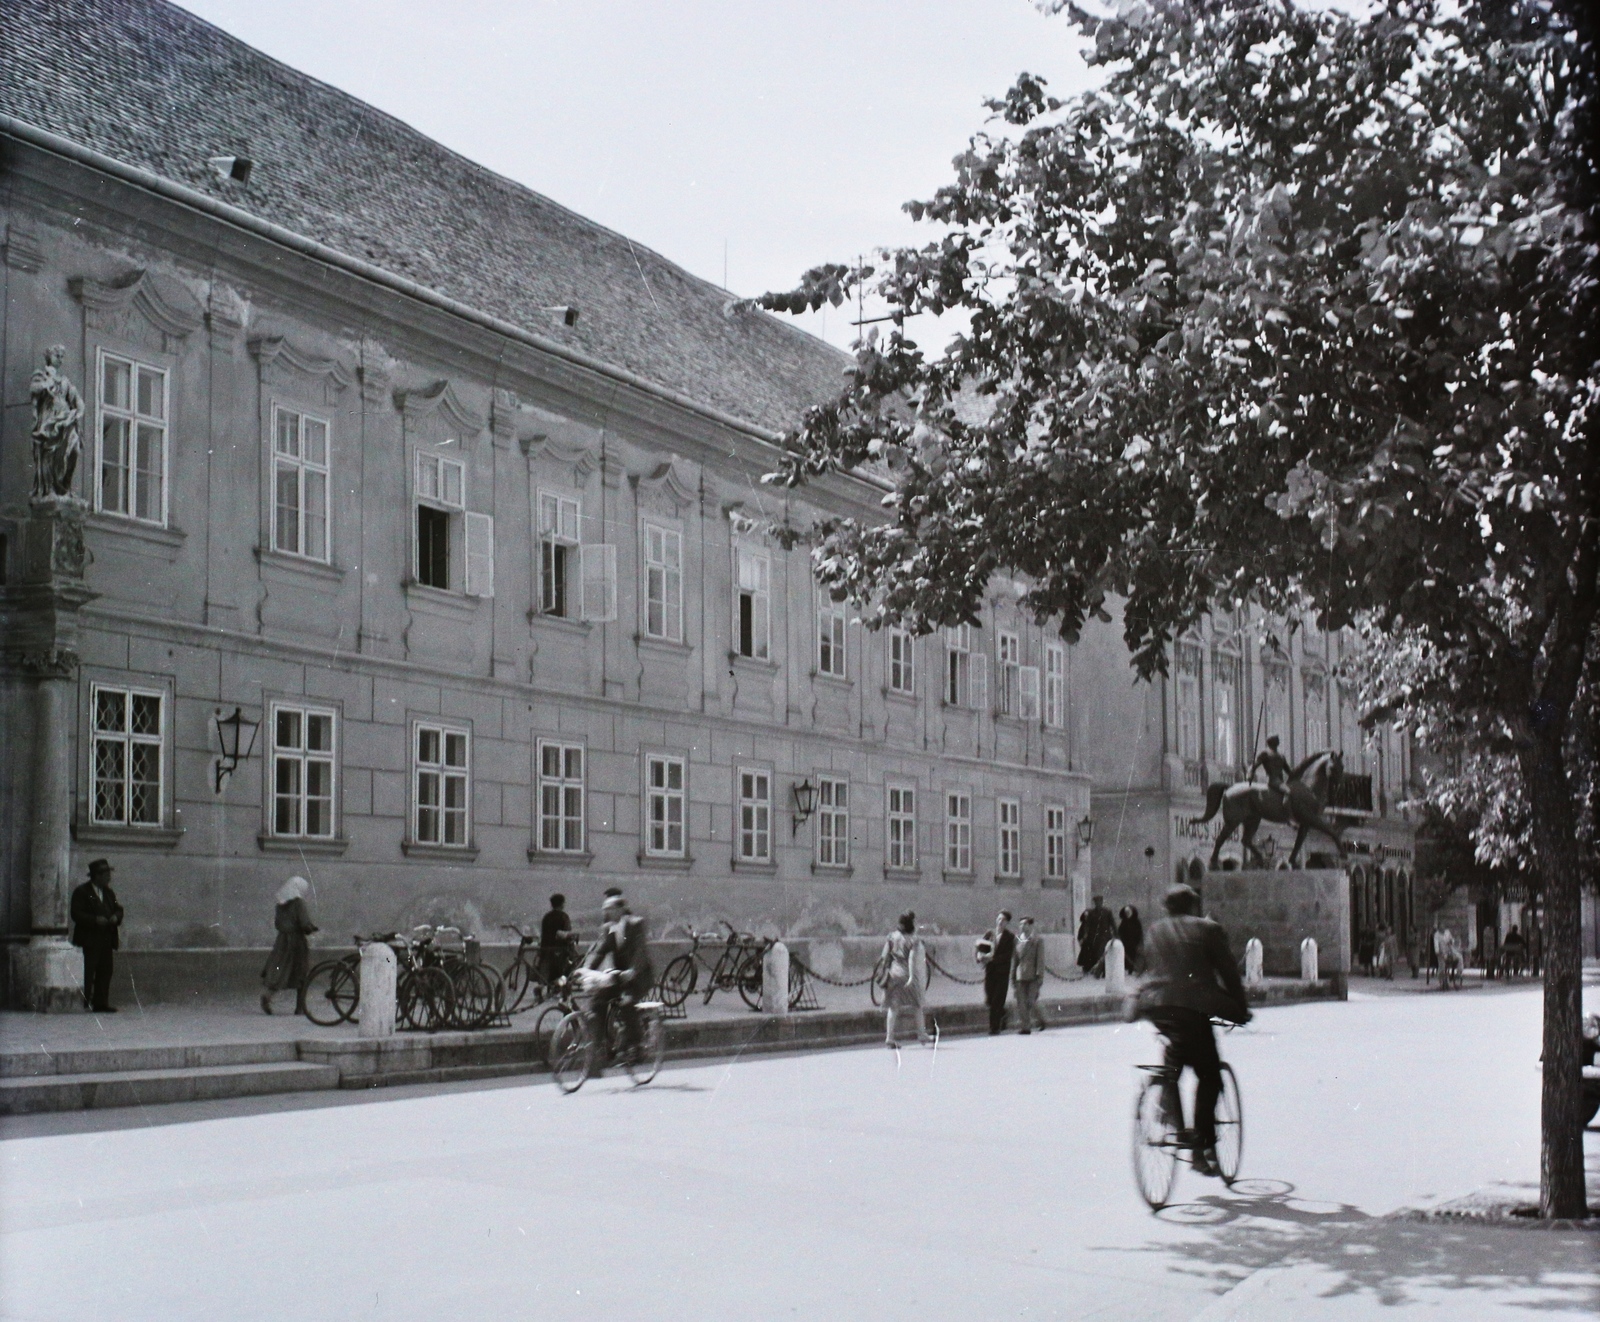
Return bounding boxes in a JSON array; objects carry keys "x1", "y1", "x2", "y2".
[{"x1": 756, "y1": 0, "x2": 1597, "y2": 1216}]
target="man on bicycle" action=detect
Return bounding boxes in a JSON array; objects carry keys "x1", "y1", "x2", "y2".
[
  {"x1": 1134, "y1": 884, "x2": 1251, "y2": 1178},
  {"x1": 584, "y1": 888, "x2": 653, "y2": 1061}
]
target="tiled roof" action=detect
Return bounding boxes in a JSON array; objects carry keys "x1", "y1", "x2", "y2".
[{"x1": 1, "y1": 0, "x2": 849, "y2": 434}]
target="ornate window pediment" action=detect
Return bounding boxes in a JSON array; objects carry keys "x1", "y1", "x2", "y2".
[
  {"x1": 632, "y1": 456, "x2": 697, "y2": 517},
  {"x1": 250, "y1": 337, "x2": 355, "y2": 402},
  {"x1": 522, "y1": 433, "x2": 600, "y2": 484},
  {"x1": 71, "y1": 269, "x2": 204, "y2": 352},
  {"x1": 393, "y1": 379, "x2": 486, "y2": 440}
]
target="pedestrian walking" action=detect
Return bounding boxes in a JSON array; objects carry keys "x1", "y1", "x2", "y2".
[
  {"x1": 69, "y1": 858, "x2": 123, "y2": 1012},
  {"x1": 881, "y1": 912, "x2": 931, "y2": 1048},
  {"x1": 979, "y1": 910, "x2": 1015, "y2": 1034},
  {"x1": 1117, "y1": 905, "x2": 1145, "y2": 975},
  {"x1": 1011, "y1": 916, "x2": 1045, "y2": 1033},
  {"x1": 260, "y1": 876, "x2": 317, "y2": 1015},
  {"x1": 1077, "y1": 896, "x2": 1115, "y2": 976},
  {"x1": 539, "y1": 892, "x2": 576, "y2": 985}
]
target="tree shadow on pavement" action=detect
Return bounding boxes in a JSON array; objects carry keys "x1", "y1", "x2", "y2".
[{"x1": 1111, "y1": 1178, "x2": 1600, "y2": 1313}]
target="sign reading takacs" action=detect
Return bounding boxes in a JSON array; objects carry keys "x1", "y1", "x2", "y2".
[{"x1": 1172, "y1": 810, "x2": 1220, "y2": 845}]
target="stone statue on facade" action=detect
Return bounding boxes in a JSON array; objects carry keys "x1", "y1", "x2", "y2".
[{"x1": 30, "y1": 345, "x2": 83, "y2": 499}]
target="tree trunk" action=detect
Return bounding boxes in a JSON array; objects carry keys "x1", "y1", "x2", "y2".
[{"x1": 1519, "y1": 730, "x2": 1590, "y2": 1220}]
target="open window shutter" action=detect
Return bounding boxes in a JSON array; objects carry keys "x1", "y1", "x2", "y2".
[
  {"x1": 580, "y1": 543, "x2": 617, "y2": 621},
  {"x1": 465, "y1": 512, "x2": 495, "y2": 597},
  {"x1": 1020, "y1": 665, "x2": 1041, "y2": 721},
  {"x1": 970, "y1": 651, "x2": 987, "y2": 712}
]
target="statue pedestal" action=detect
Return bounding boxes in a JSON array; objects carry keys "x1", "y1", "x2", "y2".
[{"x1": 12, "y1": 939, "x2": 84, "y2": 1013}]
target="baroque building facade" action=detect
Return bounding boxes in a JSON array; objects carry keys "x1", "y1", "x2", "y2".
[{"x1": 0, "y1": 0, "x2": 1093, "y2": 1005}]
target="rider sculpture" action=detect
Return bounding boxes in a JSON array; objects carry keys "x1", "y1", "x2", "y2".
[{"x1": 1191, "y1": 739, "x2": 1347, "y2": 870}]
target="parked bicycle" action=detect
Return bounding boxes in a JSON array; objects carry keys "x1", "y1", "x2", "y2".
[
  {"x1": 549, "y1": 968, "x2": 666, "y2": 1092},
  {"x1": 1131, "y1": 1019, "x2": 1244, "y2": 1211},
  {"x1": 499, "y1": 923, "x2": 573, "y2": 1013},
  {"x1": 302, "y1": 927, "x2": 493, "y2": 1031},
  {"x1": 656, "y1": 920, "x2": 804, "y2": 1011}
]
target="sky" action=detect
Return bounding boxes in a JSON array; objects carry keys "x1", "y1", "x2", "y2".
[{"x1": 174, "y1": 0, "x2": 1093, "y2": 349}]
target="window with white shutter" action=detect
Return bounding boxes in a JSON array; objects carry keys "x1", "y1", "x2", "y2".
[
  {"x1": 1019, "y1": 665, "x2": 1041, "y2": 721},
  {"x1": 580, "y1": 543, "x2": 617, "y2": 621},
  {"x1": 464, "y1": 511, "x2": 495, "y2": 598}
]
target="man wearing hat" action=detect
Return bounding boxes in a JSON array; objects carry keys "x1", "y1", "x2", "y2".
[
  {"x1": 1133, "y1": 884, "x2": 1250, "y2": 1177},
  {"x1": 584, "y1": 888, "x2": 654, "y2": 1060},
  {"x1": 70, "y1": 859, "x2": 124, "y2": 1012}
]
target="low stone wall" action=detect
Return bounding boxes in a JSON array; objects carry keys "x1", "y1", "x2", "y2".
[{"x1": 1201, "y1": 868, "x2": 1350, "y2": 979}]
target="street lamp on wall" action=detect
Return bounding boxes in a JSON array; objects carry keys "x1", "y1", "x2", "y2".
[
  {"x1": 1076, "y1": 815, "x2": 1095, "y2": 856},
  {"x1": 214, "y1": 706, "x2": 260, "y2": 793},
  {"x1": 791, "y1": 778, "x2": 818, "y2": 836}
]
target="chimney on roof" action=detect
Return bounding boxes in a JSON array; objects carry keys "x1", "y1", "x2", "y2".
[{"x1": 207, "y1": 155, "x2": 253, "y2": 185}]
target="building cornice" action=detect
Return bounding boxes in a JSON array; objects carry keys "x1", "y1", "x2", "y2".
[{"x1": 0, "y1": 114, "x2": 876, "y2": 475}]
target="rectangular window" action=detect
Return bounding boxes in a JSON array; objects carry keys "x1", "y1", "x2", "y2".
[
  {"x1": 735, "y1": 548, "x2": 770, "y2": 659},
  {"x1": 945, "y1": 624, "x2": 970, "y2": 705},
  {"x1": 738, "y1": 768, "x2": 771, "y2": 862},
  {"x1": 1044, "y1": 643, "x2": 1066, "y2": 728},
  {"x1": 1304, "y1": 671, "x2": 1328, "y2": 752},
  {"x1": 271, "y1": 406, "x2": 330, "y2": 561},
  {"x1": 997, "y1": 798, "x2": 1021, "y2": 876},
  {"x1": 90, "y1": 684, "x2": 163, "y2": 826},
  {"x1": 887, "y1": 785, "x2": 916, "y2": 870},
  {"x1": 817, "y1": 595, "x2": 847, "y2": 677},
  {"x1": 1044, "y1": 806, "x2": 1068, "y2": 882},
  {"x1": 643, "y1": 523, "x2": 683, "y2": 641},
  {"x1": 1214, "y1": 657, "x2": 1238, "y2": 770},
  {"x1": 945, "y1": 792, "x2": 972, "y2": 872},
  {"x1": 537, "y1": 740, "x2": 585, "y2": 853},
  {"x1": 414, "y1": 451, "x2": 466, "y2": 591},
  {"x1": 271, "y1": 704, "x2": 336, "y2": 838},
  {"x1": 414, "y1": 723, "x2": 470, "y2": 847},
  {"x1": 646, "y1": 754, "x2": 686, "y2": 857},
  {"x1": 817, "y1": 776, "x2": 849, "y2": 866},
  {"x1": 889, "y1": 628, "x2": 915, "y2": 695},
  {"x1": 539, "y1": 491, "x2": 581, "y2": 616},
  {"x1": 998, "y1": 631, "x2": 1021, "y2": 716},
  {"x1": 97, "y1": 352, "x2": 168, "y2": 524},
  {"x1": 1177, "y1": 644, "x2": 1203, "y2": 762}
]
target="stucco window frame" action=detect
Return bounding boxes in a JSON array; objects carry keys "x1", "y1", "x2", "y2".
[
  {"x1": 404, "y1": 715, "x2": 477, "y2": 859},
  {"x1": 73, "y1": 666, "x2": 183, "y2": 848},
  {"x1": 89, "y1": 341, "x2": 176, "y2": 530},
  {"x1": 640, "y1": 748, "x2": 691, "y2": 864},
  {"x1": 259, "y1": 695, "x2": 346, "y2": 852}
]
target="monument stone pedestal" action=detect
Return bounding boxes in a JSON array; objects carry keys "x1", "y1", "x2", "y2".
[{"x1": 13, "y1": 939, "x2": 84, "y2": 1013}]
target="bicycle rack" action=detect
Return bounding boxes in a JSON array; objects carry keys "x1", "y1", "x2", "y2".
[{"x1": 790, "y1": 964, "x2": 821, "y2": 1012}]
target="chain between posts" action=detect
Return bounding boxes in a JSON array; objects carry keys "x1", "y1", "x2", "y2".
[
  {"x1": 787, "y1": 955, "x2": 879, "y2": 989},
  {"x1": 924, "y1": 951, "x2": 987, "y2": 986}
]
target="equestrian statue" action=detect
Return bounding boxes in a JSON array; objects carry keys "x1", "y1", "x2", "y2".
[{"x1": 1191, "y1": 738, "x2": 1347, "y2": 870}]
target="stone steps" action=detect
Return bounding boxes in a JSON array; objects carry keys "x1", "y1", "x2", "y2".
[{"x1": 0, "y1": 1060, "x2": 340, "y2": 1114}]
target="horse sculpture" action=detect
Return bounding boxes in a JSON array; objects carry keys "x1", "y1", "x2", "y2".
[{"x1": 1191, "y1": 750, "x2": 1347, "y2": 870}]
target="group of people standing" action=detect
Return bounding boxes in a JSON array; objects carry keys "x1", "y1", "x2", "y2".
[{"x1": 1076, "y1": 895, "x2": 1146, "y2": 976}]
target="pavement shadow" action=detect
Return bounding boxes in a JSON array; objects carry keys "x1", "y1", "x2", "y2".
[{"x1": 1121, "y1": 1177, "x2": 1599, "y2": 1312}]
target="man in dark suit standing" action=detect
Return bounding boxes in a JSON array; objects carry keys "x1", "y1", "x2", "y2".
[
  {"x1": 980, "y1": 910, "x2": 1016, "y2": 1035},
  {"x1": 585, "y1": 888, "x2": 654, "y2": 1058},
  {"x1": 70, "y1": 858, "x2": 124, "y2": 1012}
]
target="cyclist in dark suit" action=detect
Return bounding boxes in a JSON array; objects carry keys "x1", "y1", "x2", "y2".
[
  {"x1": 1134, "y1": 884, "x2": 1250, "y2": 1177},
  {"x1": 585, "y1": 888, "x2": 654, "y2": 1058}
]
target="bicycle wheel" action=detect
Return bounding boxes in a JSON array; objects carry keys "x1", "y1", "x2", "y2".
[
  {"x1": 1132, "y1": 1075, "x2": 1181, "y2": 1210},
  {"x1": 737, "y1": 953, "x2": 764, "y2": 1011},
  {"x1": 1214, "y1": 1064, "x2": 1243, "y2": 1185},
  {"x1": 449, "y1": 963, "x2": 496, "y2": 1030},
  {"x1": 303, "y1": 959, "x2": 355, "y2": 1026},
  {"x1": 657, "y1": 954, "x2": 696, "y2": 1010},
  {"x1": 503, "y1": 955, "x2": 539, "y2": 1013},
  {"x1": 550, "y1": 1011, "x2": 593, "y2": 1093},
  {"x1": 534, "y1": 1002, "x2": 570, "y2": 1062},
  {"x1": 401, "y1": 967, "x2": 455, "y2": 1031},
  {"x1": 624, "y1": 1007, "x2": 666, "y2": 1086},
  {"x1": 869, "y1": 954, "x2": 890, "y2": 1007}
]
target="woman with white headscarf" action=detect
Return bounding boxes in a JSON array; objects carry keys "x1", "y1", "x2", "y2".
[{"x1": 260, "y1": 876, "x2": 317, "y2": 1015}]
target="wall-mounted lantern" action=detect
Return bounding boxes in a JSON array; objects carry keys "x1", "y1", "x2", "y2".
[
  {"x1": 1076, "y1": 815, "x2": 1095, "y2": 856},
  {"x1": 790, "y1": 778, "x2": 818, "y2": 836},
  {"x1": 214, "y1": 706, "x2": 261, "y2": 792}
]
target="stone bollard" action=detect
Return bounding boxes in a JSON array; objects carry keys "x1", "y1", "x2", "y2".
[
  {"x1": 359, "y1": 940, "x2": 397, "y2": 1038},
  {"x1": 762, "y1": 940, "x2": 790, "y2": 1016},
  {"x1": 1104, "y1": 938, "x2": 1127, "y2": 995},
  {"x1": 1300, "y1": 936, "x2": 1319, "y2": 983},
  {"x1": 911, "y1": 939, "x2": 928, "y2": 993},
  {"x1": 1244, "y1": 938, "x2": 1265, "y2": 987}
]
